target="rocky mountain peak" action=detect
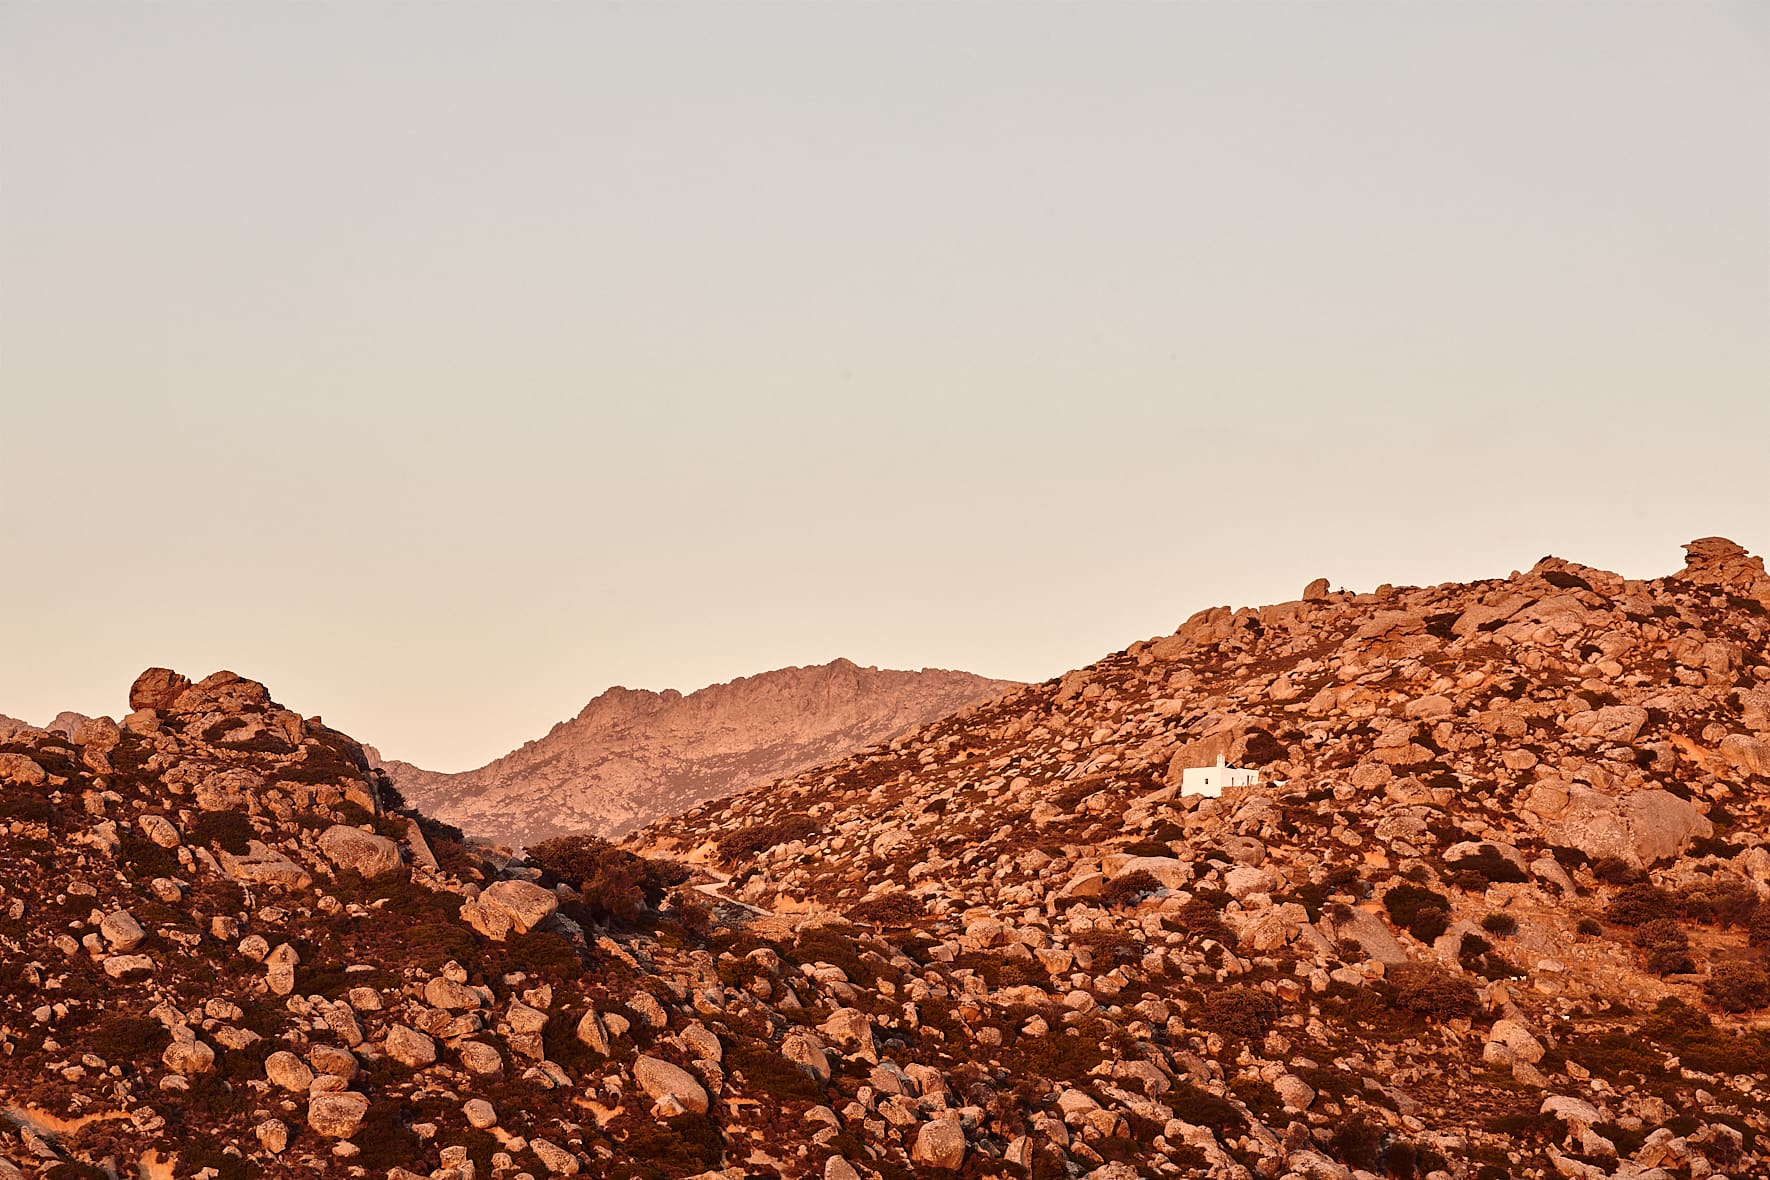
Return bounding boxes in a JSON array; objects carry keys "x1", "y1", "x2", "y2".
[{"x1": 382, "y1": 660, "x2": 1019, "y2": 848}]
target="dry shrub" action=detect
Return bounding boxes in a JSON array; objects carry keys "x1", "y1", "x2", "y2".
[
  {"x1": 1480, "y1": 912, "x2": 1518, "y2": 937},
  {"x1": 726, "y1": 1038, "x2": 824, "y2": 1103},
  {"x1": 1632, "y1": 918, "x2": 1694, "y2": 976},
  {"x1": 1389, "y1": 964, "x2": 1478, "y2": 1021},
  {"x1": 189, "y1": 809, "x2": 255, "y2": 855},
  {"x1": 790, "y1": 927, "x2": 879, "y2": 987},
  {"x1": 616, "y1": 1112, "x2": 724, "y2": 1174},
  {"x1": 1328, "y1": 1115, "x2": 1384, "y2": 1169},
  {"x1": 1444, "y1": 846, "x2": 1527, "y2": 885},
  {"x1": 1676, "y1": 878, "x2": 1759, "y2": 928},
  {"x1": 1640, "y1": 997, "x2": 1770, "y2": 1075},
  {"x1": 667, "y1": 889, "x2": 713, "y2": 936},
  {"x1": 714, "y1": 814, "x2": 818, "y2": 863},
  {"x1": 1165, "y1": 896, "x2": 1232, "y2": 943},
  {"x1": 1591, "y1": 856, "x2": 1641, "y2": 885},
  {"x1": 1101, "y1": 870, "x2": 1162, "y2": 907},
  {"x1": 528, "y1": 834, "x2": 686, "y2": 925},
  {"x1": 847, "y1": 892, "x2": 925, "y2": 927},
  {"x1": 1167, "y1": 1080, "x2": 1246, "y2": 1134},
  {"x1": 1377, "y1": 883, "x2": 1451, "y2": 942},
  {"x1": 1408, "y1": 906, "x2": 1451, "y2": 942},
  {"x1": 1070, "y1": 927, "x2": 1141, "y2": 966},
  {"x1": 1200, "y1": 985, "x2": 1279, "y2": 1038},
  {"x1": 1703, "y1": 962, "x2": 1770, "y2": 1013},
  {"x1": 1605, "y1": 883, "x2": 1675, "y2": 926}
]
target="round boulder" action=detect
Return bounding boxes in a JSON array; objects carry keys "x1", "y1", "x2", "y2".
[
  {"x1": 318, "y1": 823, "x2": 403, "y2": 879},
  {"x1": 264, "y1": 1050, "x2": 315, "y2": 1093},
  {"x1": 912, "y1": 1116, "x2": 967, "y2": 1170},
  {"x1": 457, "y1": 1040, "x2": 505, "y2": 1076},
  {"x1": 384, "y1": 1023, "x2": 437, "y2": 1068},
  {"x1": 307, "y1": 1091, "x2": 369, "y2": 1139},
  {"x1": 161, "y1": 1033, "x2": 215, "y2": 1077}
]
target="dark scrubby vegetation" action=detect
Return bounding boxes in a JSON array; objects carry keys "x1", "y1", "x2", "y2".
[
  {"x1": 953, "y1": 950, "x2": 1047, "y2": 989},
  {"x1": 789, "y1": 927, "x2": 881, "y2": 987},
  {"x1": 1704, "y1": 961, "x2": 1770, "y2": 1013},
  {"x1": 85, "y1": 1014, "x2": 165, "y2": 1063},
  {"x1": 1163, "y1": 896, "x2": 1232, "y2": 944},
  {"x1": 1389, "y1": 964, "x2": 1478, "y2": 1021},
  {"x1": 352, "y1": 1095, "x2": 427, "y2": 1170},
  {"x1": 726, "y1": 1037, "x2": 825, "y2": 1102},
  {"x1": 1632, "y1": 918, "x2": 1695, "y2": 976},
  {"x1": 0, "y1": 791, "x2": 54, "y2": 824},
  {"x1": 1068, "y1": 926, "x2": 1141, "y2": 968},
  {"x1": 1604, "y1": 882, "x2": 1676, "y2": 926},
  {"x1": 118, "y1": 834, "x2": 180, "y2": 878},
  {"x1": 714, "y1": 813, "x2": 818, "y2": 863},
  {"x1": 1167, "y1": 1078, "x2": 1246, "y2": 1134},
  {"x1": 1001, "y1": 1016, "x2": 1128, "y2": 1084},
  {"x1": 1200, "y1": 985, "x2": 1279, "y2": 1038},
  {"x1": 1590, "y1": 856, "x2": 1641, "y2": 885},
  {"x1": 1383, "y1": 883, "x2": 1451, "y2": 941},
  {"x1": 278, "y1": 725, "x2": 369, "y2": 784},
  {"x1": 607, "y1": 1111, "x2": 725, "y2": 1178},
  {"x1": 1100, "y1": 870, "x2": 1162, "y2": 907},
  {"x1": 503, "y1": 929, "x2": 586, "y2": 983},
  {"x1": 189, "y1": 809, "x2": 256, "y2": 855},
  {"x1": 1444, "y1": 845, "x2": 1528, "y2": 886},
  {"x1": 1674, "y1": 877, "x2": 1758, "y2": 928},
  {"x1": 846, "y1": 891, "x2": 926, "y2": 927},
  {"x1": 528, "y1": 834, "x2": 688, "y2": 926},
  {"x1": 1637, "y1": 997, "x2": 1770, "y2": 1075}
]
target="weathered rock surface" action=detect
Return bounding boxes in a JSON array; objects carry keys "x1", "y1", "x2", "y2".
[
  {"x1": 633, "y1": 1054, "x2": 710, "y2": 1115},
  {"x1": 317, "y1": 822, "x2": 403, "y2": 878},
  {"x1": 460, "y1": 878, "x2": 558, "y2": 939},
  {"x1": 306, "y1": 1091, "x2": 369, "y2": 1138}
]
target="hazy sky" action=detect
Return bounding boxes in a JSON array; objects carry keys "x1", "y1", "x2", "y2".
[{"x1": 3, "y1": 3, "x2": 1766, "y2": 771}]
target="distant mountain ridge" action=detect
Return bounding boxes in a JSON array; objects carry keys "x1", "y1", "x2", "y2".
[{"x1": 374, "y1": 658, "x2": 1019, "y2": 848}]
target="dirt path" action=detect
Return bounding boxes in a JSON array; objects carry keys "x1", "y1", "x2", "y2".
[
  {"x1": 691, "y1": 866, "x2": 774, "y2": 917},
  {"x1": 3, "y1": 1104, "x2": 130, "y2": 1137},
  {"x1": 1, "y1": 1106, "x2": 174, "y2": 1179}
]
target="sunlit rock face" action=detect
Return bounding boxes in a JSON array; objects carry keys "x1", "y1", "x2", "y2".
[{"x1": 375, "y1": 658, "x2": 1019, "y2": 848}]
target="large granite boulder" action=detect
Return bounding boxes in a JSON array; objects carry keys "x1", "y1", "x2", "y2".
[{"x1": 318, "y1": 824, "x2": 403, "y2": 878}]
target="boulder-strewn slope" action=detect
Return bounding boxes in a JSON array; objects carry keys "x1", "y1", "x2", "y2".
[
  {"x1": 7, "y1": 538, "x2": 1770, "y2": 1180},
  {"x1": 378, "y1": 660, "x2": 1018, "y2": 849},
  {"x1": 630, "y1": 538, "x2": 1770, "y2": 1180}
]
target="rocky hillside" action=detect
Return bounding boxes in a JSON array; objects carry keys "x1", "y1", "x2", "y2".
[
  {"x1": 375, "y1": 660, "x2": 1017, "y2": 849},
  {"x1": 629, "y1": 537, "x2": 1770, "y2": 1180},
  {"x1": 6, "y1": 538, "x2": 1770, "y2": 1180},
  {"x1": 1, "y1": 665, "x2": 1029, "y2": 1179}
]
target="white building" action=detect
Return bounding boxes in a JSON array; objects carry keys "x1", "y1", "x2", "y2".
[{"x1": 1180, "y1": 755, "x2": 1259, "y2": 797}]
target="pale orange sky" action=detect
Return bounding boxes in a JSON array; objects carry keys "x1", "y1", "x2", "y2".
[{"x1": 2, "y1": 3, "x2": 1766, "y2": 770}]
